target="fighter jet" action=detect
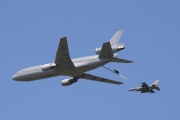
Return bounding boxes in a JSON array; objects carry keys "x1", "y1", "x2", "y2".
[
  {"x1": 129, "y1": 80, "x2": 160, "y2": 93},
  {"x1": 12, "y1": 30, "x2": 132, "y2": 86}
]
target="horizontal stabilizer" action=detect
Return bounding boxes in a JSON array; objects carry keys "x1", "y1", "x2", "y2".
[{"x1": 111, "y1": 58, "x2": 133, "y2": 63}]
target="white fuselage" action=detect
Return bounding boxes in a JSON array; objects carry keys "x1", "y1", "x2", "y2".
[{"x1": 12, "y1": 55, "x2": 111, "y2": 81}]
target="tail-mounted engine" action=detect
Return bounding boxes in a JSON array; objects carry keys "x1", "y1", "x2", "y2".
[
  {"x1": 41, "y1": 63, "x2": 57, "y2": 71},
  {"x1": 61, "y1": 78, "x2": 78, "y2": 86},
  {"x1": 95, "y1": 44, "x2": 125, "y2": 55}
]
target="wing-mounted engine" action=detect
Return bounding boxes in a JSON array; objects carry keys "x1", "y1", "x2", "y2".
[
  {"x1": 41, "y1": 63, "x2": 57, "y2": 71},
  {"x1": 95, "y1": 44, "x2": 125, "y2": 55},
  {"x1": 61, "y1": 78, "x2": 78, "y2": 86}
]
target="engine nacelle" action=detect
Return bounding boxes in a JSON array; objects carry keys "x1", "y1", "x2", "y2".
[
  {"x1": 95, "y1": 44, "x2": 125, "y2": 55},
  {"x1": 61, "y1": 78, "x2": 78, "y2": 86},
  {"x1": 41, "y1": 63, "x2": 57, "y2": 71}
]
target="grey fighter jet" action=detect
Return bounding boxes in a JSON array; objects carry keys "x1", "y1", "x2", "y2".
[
  {"x1": 12, "y1": 30, "x2": 132, "y2": 86},
  {"x1": 129, "y1": 80, "x2": 160, "y2": 93}
]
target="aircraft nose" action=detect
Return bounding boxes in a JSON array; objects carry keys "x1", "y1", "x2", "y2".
[
  {"x1": 12, "y1": 74, "x2": 18, "y2": 80},
  {"x1": 12, "y1": 74, "x2": 21, "y2": 81}
]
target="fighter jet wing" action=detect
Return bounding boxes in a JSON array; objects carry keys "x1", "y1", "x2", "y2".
[
  {"x1": 54, "y1": 37, "x2": 75, "y2": 69},
  {"x1": 141, "y1": 82, "x2": 149, "y2": 88},
  {"x1": 72, "y1": 73, "x2": 123, "y2": 85}
]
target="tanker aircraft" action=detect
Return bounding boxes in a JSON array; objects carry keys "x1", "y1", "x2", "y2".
[
  {"x1": 12, "y1": 30, "x2": 132, "y2": 86},
  {"x1": 129, "y1": 80, "x2": 160, "y2": 93}
]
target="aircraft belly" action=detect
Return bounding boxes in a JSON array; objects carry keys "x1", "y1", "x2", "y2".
[
  {"x1": 74, "y1": 59, "x2": 110, "y2": 73},
  {"x1": 21, "y1": 69, "x2": 57, "y2": 81}
]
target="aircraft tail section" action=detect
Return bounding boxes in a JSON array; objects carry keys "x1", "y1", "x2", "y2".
[
  {"x1": 151, "y1": 80, "x2": 160, "y2": 91},
  {"x1": 99, "y1": 42, "x2": 113, "y2": 58},
  {"x1": 95, "y1": 30, "x2": 125, "y2": 55},
  {"x1": 152, "y1": 80, "x2": 159, "y2": 86},
  {"x1": 110, "y1": 30, "x2": 123, "y2": 46}
]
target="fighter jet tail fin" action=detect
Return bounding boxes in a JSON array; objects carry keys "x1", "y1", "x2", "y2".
[
  {"x1": 152, "y1": 80, "x2": 159, "y2": 86},
  {"x1": 99, "y1": 42, "x2": 113, "y2": 58},
  {"x1": 151, "y1": 80, "x2": 160, "y2": 91}
]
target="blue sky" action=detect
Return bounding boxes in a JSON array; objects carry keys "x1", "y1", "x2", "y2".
[{"x1": 0, "y1": 0, "x2": 180, "y2": 120}]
